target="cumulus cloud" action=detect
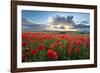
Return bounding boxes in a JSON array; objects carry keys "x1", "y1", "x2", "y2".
[
  {"x1": 47, "y1": 15, "x2": 76, "y2": 30},
  {"x1": 48, "y1": 15, "x2": 75, "y2": 25}
]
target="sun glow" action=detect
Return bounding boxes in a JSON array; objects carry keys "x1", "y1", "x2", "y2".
[
  {"x1": 45, "y1": 24, "x2": 77, "y2": 31},
  {"x1": 46, "y1": 15, "x2": 78, "y2": 31},
  {"x1": 48, "y1": 17, "x2": 54, "y2": 23}
]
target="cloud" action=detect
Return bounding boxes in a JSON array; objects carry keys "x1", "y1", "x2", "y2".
[
  {"x1": 47, "y1": 15, "x2": 76, "y2": 30},
  {"x1": 22, "y1": 18, "x2": 31, "y2": 24},
  {"x1": 22, "y1": 18, "x2": 49, "y2": 31},
  {"x1": 48, "y1": 15, "x2": 76, "y2": 28},
  {"x1": 80, "y1": 20, "x2": 89, "y2": 25}
]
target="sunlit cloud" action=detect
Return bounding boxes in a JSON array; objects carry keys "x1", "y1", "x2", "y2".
[{"x1": 46, "y1": 15, "x2": 77, "y2": 31}]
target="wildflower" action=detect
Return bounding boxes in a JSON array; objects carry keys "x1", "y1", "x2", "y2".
[
  {"x1": 22, "y1": 52, "x2": 26, "y2": 62},
  {"x1": 31, "y1": 49, "x2": 38, "y2": 55},
  {"x1": 75, "y1": 41, "x2": 81, "y2": 46},
  {"x1": 47, "y1": 49, "x2": 58, "y2": 60},
  {"x1": 38, "y1": 45, "x2": 45, "y2": 51},
  {"x1": 22, "y1": 42, "x2": 27, "y2": 47}
]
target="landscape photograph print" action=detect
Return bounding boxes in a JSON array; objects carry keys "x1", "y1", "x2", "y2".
[{"x1": 22, "y1": 10, "x2": 90, "y2": 62}]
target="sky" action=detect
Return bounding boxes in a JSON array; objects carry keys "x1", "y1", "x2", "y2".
[{"x1": 22, "y1": 10, "x2": 90, "y2": 25}]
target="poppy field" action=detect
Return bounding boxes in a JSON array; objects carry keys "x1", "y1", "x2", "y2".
[{"x1": 22, "y1": 32, "x2": 90, "y2": 62}]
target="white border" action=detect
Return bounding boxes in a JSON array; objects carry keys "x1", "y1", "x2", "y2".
[{"x1": 17, "y1": 5, "x2": 94, "y2": 68}]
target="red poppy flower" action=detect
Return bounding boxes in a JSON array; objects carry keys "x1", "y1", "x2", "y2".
[
  {"x1": 52, "y1": 52, "x2": 58, "y2": 59},
  {"x1": 38, "y1": 45, "x2": 45, "y2": 51},
  {"x1": 75, "y1": 41, "x2": 81, "y2": 46},
  {"x1": 22, "y1": 33, "x2": 27, "y2": 40},
  {"x1": 47, "y1": 49, "x2": 58, "y2": 60},
  {"x1": 52, "y1": 42, "x2": 57, "y2": 48},
  {"x1": 31, "y1": 49, "x2": 38, "y2": 55},
  {"x1": 45, "y1": 34, "x2": 52, "y2": 40},
  {"x1": 86, "y1": 42, "x2": 90, "y2": 48},
  {"x1": 56, "y1": 38, "x2": 61, "y2": 42},
  {"x1": 22, "y1": 52, "x2": 26, "y2": 62},
  {"x1": 67, "y1": 45, "x2": 73, "y2": 55},
  {"x1": 22, "y1": 42, "x2": 27, "y2": 47},
  {"x1": 39, "y1": 38, "x2": 44, "y2": 42}
]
